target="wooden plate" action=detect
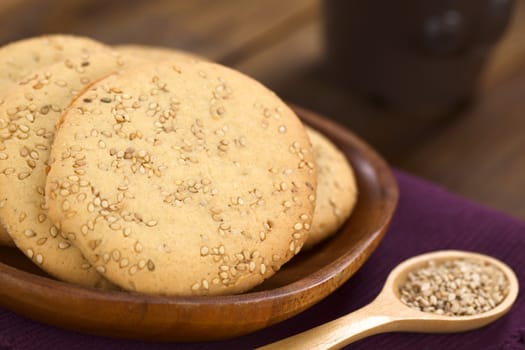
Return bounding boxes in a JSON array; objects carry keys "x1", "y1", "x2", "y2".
[{"x1": 0, "y1": 105, "x2": 399, "y2": 341}]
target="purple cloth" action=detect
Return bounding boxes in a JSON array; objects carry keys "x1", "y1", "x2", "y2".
[{"x1": 1, "y1": 170, "x2": 524, "y2": 350}]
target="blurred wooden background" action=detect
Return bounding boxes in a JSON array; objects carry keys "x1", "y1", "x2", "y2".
[{"x1": 1, "y1": 0, "x2": 524, "y2": 219}]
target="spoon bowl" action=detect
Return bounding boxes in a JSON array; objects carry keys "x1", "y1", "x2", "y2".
[
  {"x1": 259, "y1": 250, "x2": 519, "y2": 350},
  {"x1": 384, "y1": 250, "x2": 519, "y2": 333}
]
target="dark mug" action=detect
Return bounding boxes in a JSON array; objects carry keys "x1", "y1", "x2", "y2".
[{"x1": 323, "y1": 0, "x2": 515, "y2": 117}]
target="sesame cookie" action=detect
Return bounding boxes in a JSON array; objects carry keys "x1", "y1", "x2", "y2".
[
  {"x1": 302, "y1": 127, "x2": 357, "y2": 250},
  {"x1": 0, "y1": 51, "x2": 140, "y2": 287},
  {"x1": 0, "y1": 34, "x2": 108, "y2": 246},
  {"x1": 0, "y1": 34, "x2": 107, "y2": 89},
  {"x1": 45, "y1": 60, "x2": 317, "y2": 296}
]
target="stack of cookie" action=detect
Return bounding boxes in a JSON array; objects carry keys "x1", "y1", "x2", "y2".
[{"x1": 0, "y1": 35, "x2": 357, "y2": 296}]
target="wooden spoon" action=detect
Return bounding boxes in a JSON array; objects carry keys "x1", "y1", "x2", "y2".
[{"x1": 258, "y1": 250, "x2": 519, "y2": 350}]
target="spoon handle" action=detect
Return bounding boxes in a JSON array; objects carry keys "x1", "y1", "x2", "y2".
[{"x1": 257, "y1": 300, "x2": 398, "y2": 350}]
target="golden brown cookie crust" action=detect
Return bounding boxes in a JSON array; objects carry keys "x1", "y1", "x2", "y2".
[
  {"x1": 302, "y1": 127, "x2": 357, "y2": 249},
  {"x1": 46, "y1": 60, "x2": 317, "y2": 296},
  {"x1": 0, "y1": 51, "x2": 140, "y2": 287},
  {"x1": 0, "y1": 35, "x2": 108, "y2": 246},
  {"x1": 0, "y1": 34, "x2": 107, "y2": 88}
]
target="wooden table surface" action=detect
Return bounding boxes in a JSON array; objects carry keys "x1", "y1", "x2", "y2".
[{"x1": 1, "y1": 0, "x2": 524, "y2": 219}]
